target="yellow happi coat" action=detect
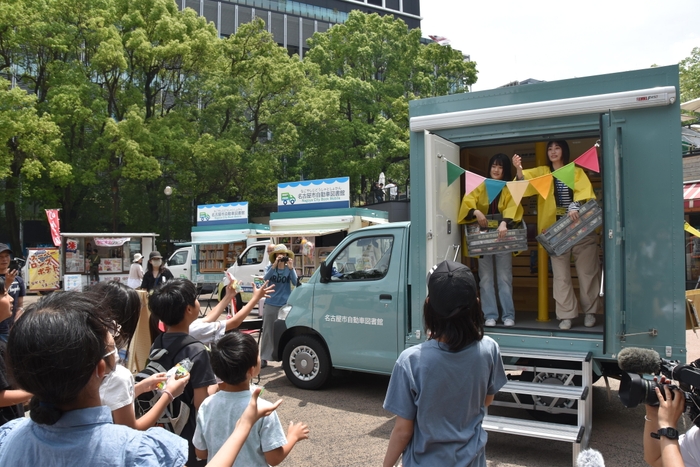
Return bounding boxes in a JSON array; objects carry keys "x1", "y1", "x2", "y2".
[
  {"x1": 520, "y1": 166, "x2": 595, "y2": 234},
  {"x1": 458, "y1": 183, "x2": 524, "y2": 257}
]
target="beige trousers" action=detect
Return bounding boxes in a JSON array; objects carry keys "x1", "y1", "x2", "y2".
[{"x1": 549, "y1": 233, "x2": 601, "y2": 320}]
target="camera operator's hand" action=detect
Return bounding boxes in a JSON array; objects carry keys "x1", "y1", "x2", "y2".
[
  {"x1": 644, "y1": 382, "x2": 687, "y2": 467},
  {"x1": 656, "y1": 385, "x2": 685, "y2": 429}
]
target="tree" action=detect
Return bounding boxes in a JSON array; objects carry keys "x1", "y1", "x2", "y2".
[
  {"x1": 192, "y1": 19, "x2": 331, "y2": 216},
  {"x1": 302, "y1": 11, "x2": 477, "y2": 199},
  {"x1": 681, "y1": 47, "x2": 700, "y2": 105},
  {"x1": 0, "y1": 79, "x2": 64, "y2": 250}
]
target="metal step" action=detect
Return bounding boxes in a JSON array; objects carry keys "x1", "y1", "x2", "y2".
[
  {"x1": 483, "y1": 414, "x2": 584, "y2": 444},
  {"x1": 499, "y1": 347, "x2": 592, "y2": 363},
  {"x1": 500, "y1": 380, "x2": 587, "y2": 400}
]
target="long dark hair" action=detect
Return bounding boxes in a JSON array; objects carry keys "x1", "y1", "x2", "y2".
[
  {"x1": 7, "y1": 291, "x2": 111, "y2": 425},
  {"x1": 423, "y1": 297, "x2": 483, "y2": 352},
  {"x1": 87, "y1": 281, "x2": 141, "y2": 350},
  {"x1": 546, "y1": 140, "x2": 570, "y2": 171}
]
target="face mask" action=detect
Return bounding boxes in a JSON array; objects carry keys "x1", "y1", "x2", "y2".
[{"x1": 151, "y1": 260, "x2": 162, "y2": 268}]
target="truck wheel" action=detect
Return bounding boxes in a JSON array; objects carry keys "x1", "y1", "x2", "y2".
[{"x1": 282, "y1": 335, "x2": 331, "y2": 390}]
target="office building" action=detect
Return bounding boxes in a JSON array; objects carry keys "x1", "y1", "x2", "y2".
[{"x1": 177, "y1": 0, "x2": 421, "y2": 57}]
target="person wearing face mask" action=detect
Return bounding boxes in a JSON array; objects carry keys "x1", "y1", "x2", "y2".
[
  {"x1": 459, "y1": 153, "x2": 523, "y2": 328},
  {"x1": 140, "y1": 251, "x2": 174, "y2": 292},
  {"x1": 88, "y1": 281, "x2": 190, "y2": 431}
]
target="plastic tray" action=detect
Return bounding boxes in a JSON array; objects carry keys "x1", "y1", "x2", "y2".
[{"x1": 535, "y1": 200, "x2": 602, "y2": 256}]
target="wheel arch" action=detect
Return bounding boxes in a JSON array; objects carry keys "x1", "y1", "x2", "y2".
[{"x1": 275, "y1": 326, "x2": 331, "y2": 367}]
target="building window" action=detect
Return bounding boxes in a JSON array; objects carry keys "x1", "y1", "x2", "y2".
[
  {"x1": 367, "y1": 0, "x2": 383, "y2": 6},
  {"x1": 287, "y1": 14, "x2": 300, "y2": 54},
  {"x1": 386, "y1": 0, "x2": 399, "y2": 10},
  {"x1": 220, "y1": 2, "x2": 235, "y2": 37},
  {"x1": 402, "y1": 0, "x2": 420, "y2": 15},
  {"x1": 203, "y1": 0, "x2": 218, "y2": 26},
  {"x1": 238, "y1": 5, "x2": 252, "y2": 28},
  {"x1": 271, "y1": 12, "x2": 285, "y2": 45},
  {"x1": 186, "y1": 0, "x2": 200, "y2": 15}
]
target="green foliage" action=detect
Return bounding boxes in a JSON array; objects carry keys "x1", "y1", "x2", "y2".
[
  {"x1": 0, "y1": 3, "x2": 477, "y2": 248},
  {"x1": 302, "y1": 11, "x2": 476, "y2": 198},
  {"x1": 681, "y1": 47, "x2": 700, "y2": 103}
]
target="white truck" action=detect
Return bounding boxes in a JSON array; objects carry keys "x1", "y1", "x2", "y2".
[{"x1": 168, "y1": 240, "x2": 271, "y2": 298}]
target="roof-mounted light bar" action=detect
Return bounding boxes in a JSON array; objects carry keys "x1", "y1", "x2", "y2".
[{"x1": 410, "y1": 86, "x2": 677, "y2": 132}]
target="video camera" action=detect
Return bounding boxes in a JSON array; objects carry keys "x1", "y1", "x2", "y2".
[{"x1": 618, "y1": 347, "x2": 700, "y2": 427}]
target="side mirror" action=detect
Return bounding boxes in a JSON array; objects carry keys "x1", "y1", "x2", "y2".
[
  {"x1": 237, "y1": 256, "x2": 242, "y2": 266},
  {"x1": 319, "y1": 261, "x2": 331, "y2": 283}
]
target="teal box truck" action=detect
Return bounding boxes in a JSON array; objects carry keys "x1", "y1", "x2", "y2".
[{"x1": 272, "y1": 66, "x2": 684, "y2": 460}]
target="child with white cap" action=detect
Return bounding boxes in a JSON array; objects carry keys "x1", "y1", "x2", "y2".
[{"x1": 382, "y1": 260, "x2": 507, "y2": 467}]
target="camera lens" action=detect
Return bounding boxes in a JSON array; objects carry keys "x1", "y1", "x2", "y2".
[{"x1": 619, "y1": 372, "x2": 661, "y2": 408}]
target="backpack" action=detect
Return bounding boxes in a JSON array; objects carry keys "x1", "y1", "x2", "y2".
[{"x1": 134, "y1": 333, "x2": 199, "y2": 434}]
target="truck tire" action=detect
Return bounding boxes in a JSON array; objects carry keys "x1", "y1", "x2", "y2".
[{"x1": 282, "y1": 335, "x2": 331, "y2": 390}]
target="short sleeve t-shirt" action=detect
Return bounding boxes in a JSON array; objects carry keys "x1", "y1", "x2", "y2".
[
  {"x1": 681, "y1": 426, "x2": 700, "y2": 467},
  {"x1": 383, "y1": 336, "x2": 507, "y2": 467},
  {"x1": 188, "y1": 320, "x2": 225, "y2": 347},
  {"x1": 193, "y1": 389, "x2": 287, "y2": 466},
  {"x1": 0, "y1": 342, "x2": 23, "y2": 426},
  {"x1": 100, "y1": 364, "x2": 135, "y2": 412},
  {"x1": 157, "y1": 333, "x2": 217, "y2": 465}
]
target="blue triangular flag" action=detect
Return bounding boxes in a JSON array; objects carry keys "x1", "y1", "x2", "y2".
[{"x1": 484, "y1": 179, "x2": 506, "y2": 204}]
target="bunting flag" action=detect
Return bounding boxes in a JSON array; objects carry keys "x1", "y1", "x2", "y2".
[
  {"x1": 552, "y1": 162, "x2": 576, "y2": 190},
  {"x1": 464, "y1": 171, "x2": 486, "y2": 196},
  {"x1": 446, "y1": 160, "x2": 466, "y2": 186},
  {"x1": 506, "y1": 180, "x2": 530, "y2": 207},
  {"x1": 574, "y1": 145, "x2": 600, "y2": 173},
  {"x1": 45, "y1": 209, "x2": 61, "y2": 247},
  {"x1": 686, "y1": 221, "x2": 700, "y2": 238},
  {"x1": 529, "y1": 174, "x2": 553, "y2": 199},
  {"x1": 484, "y1": 179, "x2": 506, "y2": 204}
]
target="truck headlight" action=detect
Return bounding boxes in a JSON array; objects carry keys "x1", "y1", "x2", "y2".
[{"x1": 278, "y1": 305, "x2": 292, "y2": 320}]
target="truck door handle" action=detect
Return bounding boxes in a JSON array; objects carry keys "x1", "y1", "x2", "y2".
[{"x1": 379, "y1": 294, "x2": 392, "y2": 300}]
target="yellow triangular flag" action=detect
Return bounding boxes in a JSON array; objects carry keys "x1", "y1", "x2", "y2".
[
  {"x1": 685, "y1": 221, "x2": 700, "y2": 238},
  {"x1": 528, "y1": 174, "x2": 553, "y2": 200},
  {"x1": 506, "y1": 180, "x2": 529, "y2": 207}
]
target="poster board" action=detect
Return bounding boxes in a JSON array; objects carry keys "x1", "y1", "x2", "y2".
[
  {"x1": 26, "y1": 248, "x2": 61, "y2": 292},
  {"x1": 63, "y1": 274, "x2": 83, "y2": 291}
]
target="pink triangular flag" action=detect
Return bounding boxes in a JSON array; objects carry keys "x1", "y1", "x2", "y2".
[
  {"x1": 464, "y1": 171, "x2": 486, "y2": 196},
  {"x1": 574, "y1": 145, "x2": 600, "y2": 173},
  {"x1": 506, "y1": 180, "x2": 529, "y2": 207}
]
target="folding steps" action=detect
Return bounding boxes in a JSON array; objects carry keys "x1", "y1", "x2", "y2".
[{"x1": 483, "y1": 348, "x2": 593, "y2": 466}]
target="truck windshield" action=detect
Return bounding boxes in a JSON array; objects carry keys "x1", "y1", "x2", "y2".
[{"x1": 331, "y1": 235, "x2": 394, "y2": 281}]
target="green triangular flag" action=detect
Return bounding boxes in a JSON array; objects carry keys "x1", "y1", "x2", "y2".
[
  {"x1": 484, "y1": 179, "x2": 506, "y2": 204},
  {"x1": 446, "y1": 160, "x2": 466, "y2": 186},
  {"x1": 552, "y1": 162, "x2": 575, "y2": 190}
]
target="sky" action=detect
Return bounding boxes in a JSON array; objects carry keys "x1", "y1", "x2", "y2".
[{"x1": 419, "y1": 0, "x2": 700, "y2": 92}]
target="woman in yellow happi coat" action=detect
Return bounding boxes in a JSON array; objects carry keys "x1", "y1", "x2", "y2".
[
  {"x1": 513, "y1": 140, "x2": 601, "y2": 330},
  {"x1": 459, "y1": 153, "x2": 523, "y2": 327}
]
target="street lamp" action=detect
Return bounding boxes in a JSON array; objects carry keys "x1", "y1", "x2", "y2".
[{"x1": 164, "y1": 186, "x2": 172, "y2": 255}]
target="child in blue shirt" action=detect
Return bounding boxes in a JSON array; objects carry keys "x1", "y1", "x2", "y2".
[
  {"x1": 194, "y1": 331, "x2": 308, "y2": 466},
  {"x1": 383, "y1": 261, "x2": 507, "y2": 467}
]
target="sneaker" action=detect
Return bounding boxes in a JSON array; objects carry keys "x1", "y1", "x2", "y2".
[
  {"x1": 503, "y1": 319, "x2": 515, "y2": 327},
  {"x1": 559, "y1": 319, "x2": 572, "y2": 330},
  {"x1": 584, "y1": 314, "x2": 596, "y2": 327},
  {"x1": 485, "y1": 319, "x2": 497, "y2": 327}
]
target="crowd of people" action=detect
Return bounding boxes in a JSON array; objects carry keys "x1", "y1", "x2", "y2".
[{"x1": 0, "y1": 244, "x2": 310, "y2": 466}]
